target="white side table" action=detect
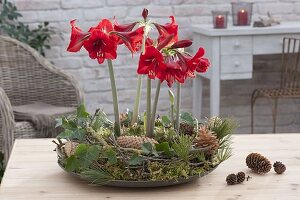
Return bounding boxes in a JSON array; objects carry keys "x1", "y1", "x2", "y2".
[{"x1": 192, "y1": 22, "x2": 300, "y2": 119}]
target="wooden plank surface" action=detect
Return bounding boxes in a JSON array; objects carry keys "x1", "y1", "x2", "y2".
[{"x1": 0, "y1": 134, "x2": 300, "y2": 200}]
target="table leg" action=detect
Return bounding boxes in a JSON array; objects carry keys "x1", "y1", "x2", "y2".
[
  {"x1": 193, "y1": 75, "x2": 203, "y2": 119},
  {"x1": 210, "y1": 74, "x2": 220, "y2": 117}
]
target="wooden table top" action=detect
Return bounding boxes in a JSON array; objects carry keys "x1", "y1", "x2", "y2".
[{"x1": 0, "y1": 134, "x2": 299, "y2": 200}]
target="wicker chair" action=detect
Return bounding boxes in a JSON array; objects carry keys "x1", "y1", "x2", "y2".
[
  {"x1": 251, "y1": 37, "x2": 300, "y2": 133},
  {"x1": 0, "y1": 36, "x2": 84, "y2": 163}
]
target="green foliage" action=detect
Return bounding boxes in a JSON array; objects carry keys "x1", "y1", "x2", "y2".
[
  {"x1": 0, "y1": 1, "x2": 56, "y2": 56},
  {"x1": 161, "y1": 115, "x2": 172, "y2": 127},
  {"x1": 155, "y1": 142, "x2": 173, "y2": 157},
  {"x1": 217, "y1": 147, "x2": 233, "y2": 163},
  {"x1": 103, "y1": 147, "x2": 117, "y2": 165},
  {"x1": 91, "y1": 109, "x2": 113, "y2": 131},
  {"x1": 207, "y1": 117, "x2": 238, "y2": 140},
  {"x1": 128, "y1": 154, "x2": 144, "y2": 166},
  {"x1": 172, "y1": 135, "x2": 192, "y2": 162},
  {"x1": 65, "y1": 144, "x2": 101, "y2": 171},
  {"x1": 180, "y1": 112, "x2": 194, "y2": 125},
  {"x1": 123, "y1": 124, "x2": 145, "y2": 136},
  {"x1": 80, "y1": 168, "x2": 113, "y2": 185},
  {"x1": 168, "y1": 89, "x2": 175, "y2": 105},
  {"x1": 141, "y1": 142, "x2": 158, "y2": 156}
]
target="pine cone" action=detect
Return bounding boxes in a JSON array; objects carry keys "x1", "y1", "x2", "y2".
[
  {"x1": 236, "y1": 171, "x2": 246, "y2": 183},
  {"x1": 273, "y1": 161, "x2": 286, "y2": 174},
  {"x1": 194, "y1": 126, "x2": 219, "y2": 154},
  {"x1": 64, "y1": 141, "x2": 79, "y2": 157},
  {"x1": 226, "y1": 173, "x2": 237, "y2": 185},
  {"x1": 117, "y1": 136, "x2": 158, "y2": 149},
  {"x1": 179, "y1": 122, "x2": 195, "y2": 136},
  {"x1": 246, "y1": 153, "x2": 272, "y2": 174}
]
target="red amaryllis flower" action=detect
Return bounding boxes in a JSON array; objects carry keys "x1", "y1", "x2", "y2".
[
  {"x1": 157, "y1": 59, "x2": 185, "y2": 87},
  {"x1": 137, "y1": 46, "x2": 166, "y2": 79},
  {"x1": 113, "y1": 20, "x2": 138, "y2": 32},
  {"x1": 187, "y1": 48, "x2": 210, "y2": 73},
  {"x1": 83, "y1": 19, "x2": 118, "y2": 64},
  {"x1": 67, "y1": 20, "x2": 90, "y2": 52},
  {"x1": 115, "y1": 27, "x2": 144, "y2": 54},
  {"x1": 154, "y1": 16, "x2": 178, "y2": 45}
]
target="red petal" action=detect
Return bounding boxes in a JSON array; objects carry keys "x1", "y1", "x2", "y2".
[
  {"x1": 67, "y1": 20, "x2": 90, "y2": 52},
  {"x1": 171, "y1": 40, "x2": 193, "y2": 49},
  {"x1": 114, "y1": 21, "x2": 138, "y2": 32}
]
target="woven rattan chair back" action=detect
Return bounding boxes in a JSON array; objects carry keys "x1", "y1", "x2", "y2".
[
  {"x1": 281, "y1": 37, "x2": 300, "y2": 89},
  {"x1": 0, "y1": 36, "x2": 81, "y2": 107}
]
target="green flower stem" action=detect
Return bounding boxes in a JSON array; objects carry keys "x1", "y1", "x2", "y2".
[
  {"x1": 149, "y1": 80, "x2": 161, "y2": 137},
  {"x1": 107, "y1": 59, "x2": 121, "y2": 137},
  {"x1": 146, "y1": 77, "x2": 151, "y2": 136},
  {"x1": 131, "y1": 24, "x2": 148, "y2": 125},
  {"x1": 131, "y1": 75, "x2": 142, "y2": 125},
  {"x1": 175, "y1": 82, "x2": 181, "y2": 131}
]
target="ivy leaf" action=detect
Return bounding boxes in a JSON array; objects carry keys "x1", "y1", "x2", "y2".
[
  {"x1": 129, "y1": 154, "x2": 144, "y2": 166},
  {"x1": 180, "y1": 112, "x2": 194, "y2": 125},
  {"x1": 104, "y1": 147, "x2": 117, "y2": 165},
  {"x1": 65, "y1": 155, "x2": 80, "y2": 172},
  {"x1": 155, "y1": 142, "x2": 172, "y2": 157},
  {"x1": 141, "y1": 142, "x2": 158, "y2": 157},
  {"x1": 77, "y1": 104, "x2": 89, "y2": 119},
  {"x1": 75, "y1": 144, "x2": 101, "y2": 168},
  {"x1": 61, "y1": 117, "x2": 77, "y2": 130},
  {"x1": 162, "y1": 116, "x2": 171, "y2": 127}
]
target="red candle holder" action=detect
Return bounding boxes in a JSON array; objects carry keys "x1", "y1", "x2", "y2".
[
  {"x1": 212, "y1": 11, "x2": 229, "y2": 29},
  {"x1": 231, "y1": 2, "x2": 253, "y2": 26}
]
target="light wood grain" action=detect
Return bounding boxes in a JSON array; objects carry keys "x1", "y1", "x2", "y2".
[{"x1": 0, "y1": 134, "x2": 300, "y2": 200}]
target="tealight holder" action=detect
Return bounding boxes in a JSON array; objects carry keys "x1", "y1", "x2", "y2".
[
  {"x1": 231, "y1": 2, "x2": 253, "y2": 26},
  {"x1": 212, "y1": 11, "x2": 229, "y2": 29}
]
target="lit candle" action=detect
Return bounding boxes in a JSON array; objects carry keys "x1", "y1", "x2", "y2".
[
  {"x1": 237, "y1": 9, "x2": 248, "y2": 25},
  {"x1": 215, "y1": 15, "x2": 225, "y2": 28}
]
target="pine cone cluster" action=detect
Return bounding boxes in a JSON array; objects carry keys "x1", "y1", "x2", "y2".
[
  {"x1": 117, "y1": 136, "x2": 158, "y2": 149},
  {"x1": 226, "y1": 174, "x2": 237, "y2": 185},
  {"x1": 226, "y1": 171, "x2": 246, "y2": 185},
  {"x1": 237, "y1": 171, "x2": 246, "y2": 183},
  {"x1": 246, "y1": 153, "x2": 272, "y2": 174},
  {"x1": 194, "y1": 126, "x2": 219, "y2": 154},
  {"x1": 273, "y1": 161, "x2": 286, "y2": 174},
  {"x1": 64, "y1": 141, "x2": 79, "y2": 157},
  {"x1": 179, "y1": 122, "x2": 195, "y2": 136}
]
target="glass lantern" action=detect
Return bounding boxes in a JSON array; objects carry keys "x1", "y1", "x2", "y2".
[
  {"x1": 231, "y1": 2, "x2": 253, "y2": 26},
  {"x1": 212, "y1": 11, "x2": 229, "y2": 29}
]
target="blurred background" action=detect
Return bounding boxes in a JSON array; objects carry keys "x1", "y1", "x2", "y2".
[{"x1": 1, "y1": 0, "x2": 300, "y2": 135}]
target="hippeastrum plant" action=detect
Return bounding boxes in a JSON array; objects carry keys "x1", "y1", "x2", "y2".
[
  {"x1": 55, "y1": 9, "x2": 237, "y2": 186},
  {"x1": 66, "y1": 9, "x2": 209, "y2": 138}
]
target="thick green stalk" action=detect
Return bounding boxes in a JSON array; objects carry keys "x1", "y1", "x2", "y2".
[
  {"x1": 131, "y1": 24, "x2": 148, "y2": 125},
  {"x1": 175, "y1": 82, "x2": 181, "y2": 131},
  {"x1": 149, "y1": 81, "x2": 161, "y2": 136},
  {"x1": 146, "y1": 77, "x2": 151, "y2": 136},
  {"x1": 107, "y1": 59, "x2": 121, "y2": 136},
  {"x1": 131, "y1": 75, "x2": 142, "y2": 125}
]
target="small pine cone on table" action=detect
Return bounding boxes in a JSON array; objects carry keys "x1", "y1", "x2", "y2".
[
  {"x1": 117, "y1": 136, "x2": 158, "y2": 149},
  {"x1": 179, "y1": 122, "x2": 195, "y2": 136},
  {"x1": 273, "y1": 161, "x2": 286, "y2": 174},
  {"x1": 236, "y1": 171, "x2": 246, "y2": 183},
  {"x1": 246, "y1": 153, "x2": 272, "y2": 174},
  {"x1": 194, "y1": 126, "x2": 219, "y2": 155},
  {"x1": 226, "y1": 173, "x2": 237, "y2": 185}
]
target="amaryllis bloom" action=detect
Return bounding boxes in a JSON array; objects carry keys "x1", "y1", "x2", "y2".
[
  {"x1": 67, "y1": 20, "x2": 91, "y2": 52},
  {"x1": 113, "y1": 20, "x2": 138, "y2": 32},
  {"x1": 154, "y1": 16, "x2": 178, "y2": 45},
  {"x1": 187, "y1": 48, "x2": 210, "y2": 73},
  {"x1": 115, "y1": 27, "x2": 144, "y2": 53},
  {"x1": 83, "y1": 19, "x2": 118, "y2": 64},
  {"x1": 137, "y1": 46, "x2": 166, "y2": 79},
  {"x1": 157, "y1": 59, "x2": 185, "y2": 87}
]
